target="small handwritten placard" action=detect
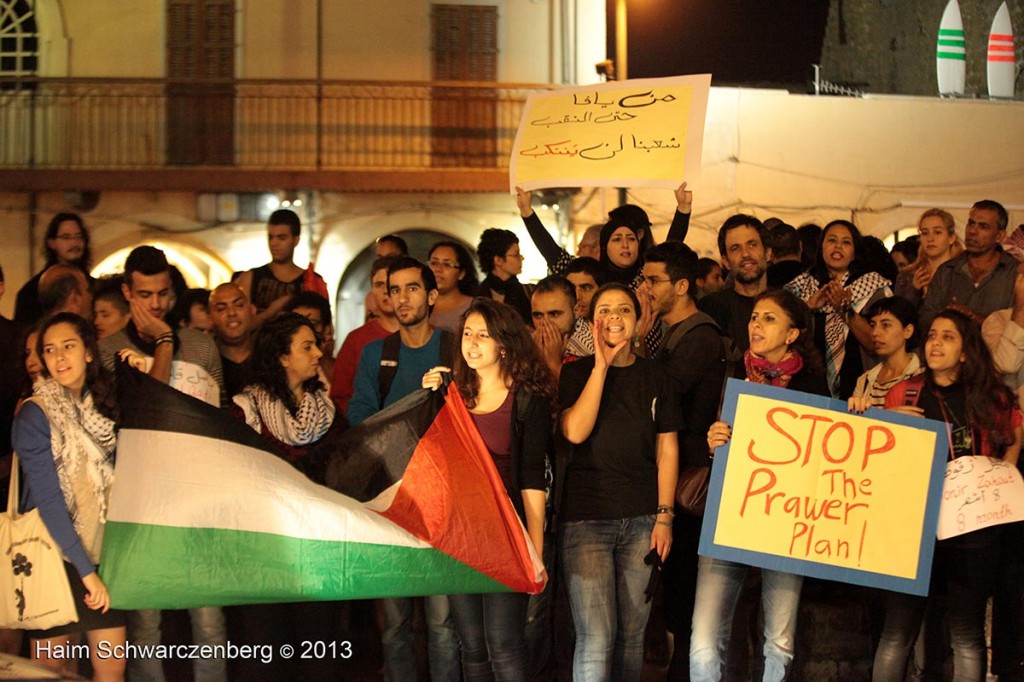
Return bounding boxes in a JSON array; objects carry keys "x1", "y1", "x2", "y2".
[
  {"x1": 509, "y1": 74, "x2": 711, "y2": 192},
  {"x1": 699, "y1": 379, "x2": 949, "y2": 596},
  {"x1": 937, "y1": 456, "x2": 1024, "y2": 540}
]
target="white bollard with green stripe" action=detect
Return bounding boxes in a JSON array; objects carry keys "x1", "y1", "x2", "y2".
[{"x1": 937, "y1": 0, "x2": 966, "y2": 96}]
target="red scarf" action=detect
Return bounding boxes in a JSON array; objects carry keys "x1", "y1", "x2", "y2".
[{"x1": 744, "y1": 350, "x2": 804, "y2": 388}]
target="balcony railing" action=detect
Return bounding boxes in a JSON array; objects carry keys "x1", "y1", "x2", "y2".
[{"x1": 0, "y1": 78, "x2": 550, "y2": 170}]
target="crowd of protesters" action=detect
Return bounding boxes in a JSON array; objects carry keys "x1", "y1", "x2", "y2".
[{"x1": 1, "y1": 189, "x2": 1022, "y2": 682}]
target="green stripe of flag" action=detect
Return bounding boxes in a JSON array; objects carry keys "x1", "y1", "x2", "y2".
[
  {"x1": 938, "y1": 29, "x2": 965, "y2": 37},
  {"x1": 937, "y1": 39, "x2": 965, "y2": 47},
  {"x1": 936, "y1": 51, "x2": 967, "y2": 60},
  {"x1": 101, "y1": 522, "x2": 507, "y2": 609}
]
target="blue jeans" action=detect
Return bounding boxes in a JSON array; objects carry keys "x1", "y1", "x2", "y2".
[
  {"x1": 689, "y1": 556, "x2": 803, "y2": 682},
  {"x1": 560, "y1": 515, "x2": 654, "y2": 682},
  {"x1": 380, "y1": 595, "x2": 460, "y2": 682},
  {"x1": 126, "y1": 607, "x2": 226, "y2": 682},
  {"x1": 449, "y1": 591, "x2": 529, "y2": 681}
]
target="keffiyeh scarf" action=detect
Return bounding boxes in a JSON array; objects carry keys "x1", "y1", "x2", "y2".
[
  {"x1": 31, "y1": 378, "x2": 117, "y2": 562},
  {"x1": 237, "y1": 385, "x2": 335, "y2": 446},
  {"x1": 786, "y1": 271, "x2": 890, "y2": 396}
]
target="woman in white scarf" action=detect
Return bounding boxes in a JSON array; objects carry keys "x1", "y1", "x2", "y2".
[
  {"x1": 12, "y1": 312, "x2": 125, "y2": 681},
  {"x1": 229, "y1": 312, "x2": 342, "y2": 681}
]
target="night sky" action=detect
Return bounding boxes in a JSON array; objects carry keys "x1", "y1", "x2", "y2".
[{"x1": 607, "y1": 0, "x2": 832, "y2": 89}]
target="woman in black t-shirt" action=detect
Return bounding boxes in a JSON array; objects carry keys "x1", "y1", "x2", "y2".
[
  {"x1": 873, "y1": 309, "x2": 1022, "y2": 682},
  {"x1": 422, "y1": 298, "x2": 554, "y2": 682},
  {"x1": 558, "y1": 283, "x2": 683, "y2": 682}
]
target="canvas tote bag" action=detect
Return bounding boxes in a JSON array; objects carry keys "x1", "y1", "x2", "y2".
[{"x1": 0, "y1": 454, "x2": 78, "y2": 630}]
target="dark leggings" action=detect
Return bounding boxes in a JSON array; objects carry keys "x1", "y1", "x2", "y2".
[{"x1": 873, "y1": 540, "x2": 999, "y2": 682}]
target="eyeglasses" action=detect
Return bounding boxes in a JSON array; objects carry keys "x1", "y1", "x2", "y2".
[
  {"x1": 642, "y1": 276, "x2": 672, "y2": 286},
  {"x1": 428, "y1": 259, "x2": 461, "y2": 270},
  {"x1": 55, "y1": 233, "x2": 85, "y2": 242},
  {"x1": 504, "y1": 252, "x2": 525, "y2": 260}
]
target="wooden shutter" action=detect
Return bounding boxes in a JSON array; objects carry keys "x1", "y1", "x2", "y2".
[
  {"x1": 167, "y1": 0, "x2": 235, "y2": 165},
  {"x1": 430, "y1": 5, "x2": 498, "y2": 168}
]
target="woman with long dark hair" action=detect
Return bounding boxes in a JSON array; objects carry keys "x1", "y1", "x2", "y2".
[
  {"x1": 557, "y1": 282, "x2": 682, "y2": 681},
  {"x1": 693, "y1": 289, "x2": 828, "y2": 682},
  {"x1": 12, "y1": 312, "x2": 125, "y2": 681},
  {"x1": 428, "y1": 240, "x2": 479, "y2": 334},
  {"x1": 230, "y1": 312, "x2": 343, "y2": 681},
  {"x1": 422, "y1": 298, "x2": 554, "y2": 681},
  {"x1": 872, "y1": 309, "x2": 1022, "y2": 682},
  {"x1": 786, "y1": 219, "x2": 891, "y2": 399}
]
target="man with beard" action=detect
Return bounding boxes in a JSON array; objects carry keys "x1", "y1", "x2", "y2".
[
  {"x1": 347, "y1": 256, "x2": 460, "y2": 682},
  {"x1": 698, "y1": 214, "x2": 772, "y2": 356},
  {"x1": 16, "y1": 213, "x2": 93, "y2": 324}
]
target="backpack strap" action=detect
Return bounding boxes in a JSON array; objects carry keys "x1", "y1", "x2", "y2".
[
  {"x1": 377, "y1": 332, "x2": 402, "y2": 410},
  {"x1": 901, "y1": 374, "x2": 926, "y2": 407},
  {"x1": 378, "y1": 329, "x2": 454, "y2": 409}
]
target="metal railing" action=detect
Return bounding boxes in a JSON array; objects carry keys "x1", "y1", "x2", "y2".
[{"x1": 0, "y1": 77, "x2": 550, "y2": 170}]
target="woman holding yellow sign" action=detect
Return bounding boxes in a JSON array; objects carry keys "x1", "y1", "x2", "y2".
[{"x1": 694, "y1": 289, "x2": 827, "y2": 682}]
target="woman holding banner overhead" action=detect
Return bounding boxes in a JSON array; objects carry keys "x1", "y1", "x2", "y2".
[
  {"x1": 422, "y1": 297, "x2": 554, "y2": 682},
  {"x1": 556, "y1": 283, "x2": 682, "y2": 681},
  {"x1": 695, "y1": 289, "x2": 827, "y2": 682},
  {"x1": 872, "y1": 308, "x2": 1022, "y2": 682},
  {"x1": 11, "y1": 312, "x2": 126, "y2": 681}
]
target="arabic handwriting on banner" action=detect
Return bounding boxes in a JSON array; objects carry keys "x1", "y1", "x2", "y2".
[
  {"x1": 700, "y1": 380, "x2": 949, "y2": 596},
  {"x1": 509, "y1": 74, "x2": 711, "y2": 192},
  {"x1": 937, "y1": 456, "x2": 1024, "y2": 540}
]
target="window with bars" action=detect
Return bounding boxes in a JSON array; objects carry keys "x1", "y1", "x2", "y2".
[{"x1": 0, "y1": 0, "x2": 37, "y2": 90}]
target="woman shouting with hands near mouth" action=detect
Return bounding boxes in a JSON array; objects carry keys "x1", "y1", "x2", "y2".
[{"x1": 557, "y1": 282, "x2": 682, "y2": 682}]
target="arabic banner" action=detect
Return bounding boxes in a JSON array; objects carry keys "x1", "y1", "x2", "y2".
[
  {"x1": 937, "y1": 456, "x2": 1024, "y2": 540},
  {"x1": 509, "y1": 74, "x2": 711, "y2": 192},
  {"x1": 699, "y1": 379, "x2": 949, "y2": 596}
]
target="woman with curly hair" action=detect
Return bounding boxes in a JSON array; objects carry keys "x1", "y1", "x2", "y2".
[
  {"x1": 12, "y1": 312, "x2": 125, "y2": 681},
  {"x1": 422, "y1": 298, "x2": 554, "y2": 681},
  {"x1": 873, "y1": 308, "x2": 1022, "y2": 682},
  {"x1": 229, "y1": 312, "x2": 343, "y2": 681},
  {"x1": 695, "y1": 289, "x2": 828, "y2": 682},
  {"x1": 233, "y1": 311, "x2": 338, "y2": 463},
  {"x1": 786, "y1": 219, "x2": 891, "y2": 399}
]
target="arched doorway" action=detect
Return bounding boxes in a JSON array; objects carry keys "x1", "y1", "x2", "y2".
[
  {"x1": 92, "y1": 238, "x2": 233, "y2": 289},
  {"x1": 334, "y1": 229, "x2": 476, "y2": 341}
]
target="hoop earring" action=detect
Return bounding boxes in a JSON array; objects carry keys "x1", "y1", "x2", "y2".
[{"x1": 632, "y1": 336, "x2": 641, "y2": 349}]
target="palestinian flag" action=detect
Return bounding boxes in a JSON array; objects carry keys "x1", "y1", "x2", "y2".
[{"x1": 100, "y1": 366, "x2": 545, "y2": 609}]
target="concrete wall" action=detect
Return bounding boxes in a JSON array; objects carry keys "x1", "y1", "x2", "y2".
[{"x1": 820, "y1": 0, "x2": 1024, "y2": 97}]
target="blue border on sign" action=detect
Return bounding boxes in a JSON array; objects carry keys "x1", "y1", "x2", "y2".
[{"x1": 697, "y1": 378, "x2": 949, "y2": 597}]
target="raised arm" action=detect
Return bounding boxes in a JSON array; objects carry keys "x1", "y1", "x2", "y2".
[
  {"x1": 516, "y1": 187, "x2": 572, "y2": 275},
  {"x1": 664, "y1": 181, "x2": 693, "y2": 243}
]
